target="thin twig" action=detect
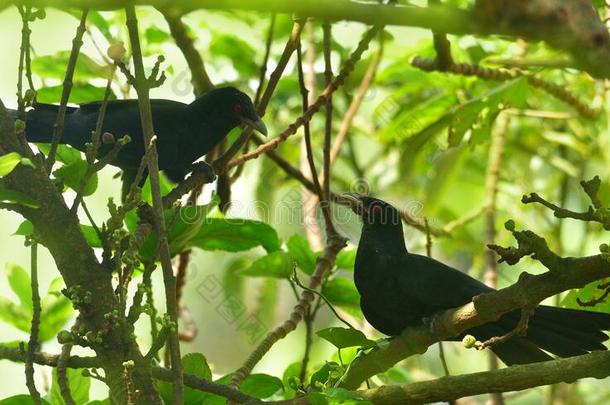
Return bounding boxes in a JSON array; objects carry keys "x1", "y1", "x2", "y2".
[
  {"x1": 411, "y1": 57, "x2": 601, "y2": 119},
  {"x1": 230, "y1": 235, "x2": 347, "y2": 389},
  {"x1": 16, "y1": 6, "x2": 35, "y2": 118},
  {"x1": 429, "y1": 0, "x2": 452, "y2": 69},
  {"x1": 213, "y1": 21, "x2": 304, "y2": 173},
  {"x1": 292, "y1": 270, "x2": 356, "y2": 330},
  {"x1": 46, "y1": 9, "x2": 89, "y2": 172},
  {"x1": 296, "y1": 33, "x2": 323, "y2": 201},
  {"x1": 71, "y1": 63, "x2": 117, "y2": 213},
  {"x1": 425, "y1": 219, "x2": 451, "y2": 379},
  {"x1": 162, "y1": 11, "x2": 214, "y2": 95},
  {"x1": 250, "y1": 134, "x2": 449, "y2": 237},
  {"x1": 484, "y1": 113, "x2": 509, "y2": 399},
  {"x1": 321, "y1": 20, "x2": 335, "y2": 234},
  {"x1": 25, "y1": 241, "x2": 42, "y2": 405},
  {"x1": 299, "y1": 20, "x2": 325, "y2": 252},
  {"x1": 477, "y1": 306, "x2": 534, "y2": 350},
  {"x1": 255, "y1": 13, "x2": 276, "y2": 105},
  {"x1": 328, "y1": 36, "x2": 383, "y2": 166},
  {"x1": 226, "y1": 26, "x2": 381, "y2": 170},
  {"x1": 57, "y1": 343, "x2": 76, "y2": 405},
  {"x1": 124, "y1": 6, "x2": 184, "y2": 402}
]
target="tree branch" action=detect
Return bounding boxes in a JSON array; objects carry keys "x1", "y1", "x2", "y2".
[
  {"x1": 12, "y1": 0, "x2": 610, "y2": 78},
  {"x1": 24, "y1": 242, "x2": 42, "y2": 404},
  {"x1": 0, "y1": 344, "x2": 262, "y2": 405},
  {"x1": 357, "y1": 351, "x2": 610, "y2": 404},
  {"x1": 46, "y1": 8, "x2": 89, "y2": 171},
  {"x1": 124, "y1": 6, "x2": 183, "y2": 402}
]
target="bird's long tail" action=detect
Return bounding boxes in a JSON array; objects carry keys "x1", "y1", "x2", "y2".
[{"x1": 469, "y1": 306, "x2": 610, "y2": 366}]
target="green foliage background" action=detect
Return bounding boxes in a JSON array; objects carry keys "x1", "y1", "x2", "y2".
[{"x1": 0, "y1": 2, "x2": 609, "y2": 403}]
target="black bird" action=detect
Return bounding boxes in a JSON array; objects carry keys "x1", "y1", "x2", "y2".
[
  {"x1": 344, "y1": 193, "x2": 610, "y2": 365},
  {"x1": 11, "y1": 86, "x2": 267, "y2": 198}
]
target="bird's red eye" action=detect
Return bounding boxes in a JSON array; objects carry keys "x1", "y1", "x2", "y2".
[
  {"x1": 371, "y1": 204, "x2": 382, "y2": 214},
  {"x1": 233, "y1": 103, "x2": 242, "y2": 113}
]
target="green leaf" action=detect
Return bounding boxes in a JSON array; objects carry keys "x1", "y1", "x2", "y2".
[
  {"x1": 32, "y1": 52, "x2": 111, "y2": 82},
  {"x1": 0, "y1": 152, "x2": 22, "y2": 176},
  {"x1": 321, "y1": 277, "x2": 362, "y2": 318},
  {"x1": 0, "y1": 395, "x2": 50, "y2": 405},
  {"x1": 36, "y1": 144, "x2": 81, "y2": 165},
  {"x1": 322, "y1": 388, "x2": 372, "y2": 404},
  {"x1": 561, "y1": 280, "x2": 610, "y2": 313},
  {"x1": 378, "y1": 93, "x2": 457, "y2": 143},
  {"x1": 39, "y1": 278, "x2": 73, "y2": 342},
  {"x1": 50, "y1": 367, "x2": 90, "y2": 405},
  {"x1": 0, "y1": 185, "x2": 39, "y2": 208},
  {"x1": 53, "y1": 160, "x2": 98, "y2": 196},
  {"x1": 384, "y1": 367, "x2": 412, "y2": 384},
  {"x1": 241, "y1": 374, "x2": 283, "y2": 399},
  {"x1": 13, "y1": 220, "x2": 33, "y2": 236},
  {"x1": 86, "y1": 11, "x2": 112, "y2": 38},
  {"x1": 310, "y1": 361, "x2": 342, "y2": 389},
  {"x1": 448, "y1": 100, "x2": 485, "y2": 147},
  {"x1": 133, "y1": 198, "x2": 218, "y2": 262},
  {"x1": 238, "y1": 251, "x2": 294, "y2": 279},
  {"x1": 282, "y1": 362, "x2": 302, "y2": 398},
  {"x1": 255, "y1": 278, "x2": 279, "y2": 329},
  {"x1": 36, "y1": 83, "x2": 116, "y2": 104},
  {"x1": 6, "y1": 263, "x2": 32, "y2": 311},
  {"x1": 159, "y1": 353, "x2": 212, "y2": 405},
  {"x1": 80, "y1": 224, "x2": 102, "y2": 248},
  {"x1": 0, "y1": 297, "x2": 32, "y2": 333},
  {"x1": 145, "y1": 25, "x2": 170, "y2": 44},
  {"x1": 335, "y1": 249, "x2": 356, "y2": 271},
  {"x1": 209, "y1": 34, "x2": 259, "y2": 76},
  {"x1": 287, "y1": 234, "x2": 316, "y2": 275},
  {"x1": 316, "y1": 327, "x2": 375, "y2": 349},
  {"x1": 190, "y1": 218, "x2": 281, "y2": 253}
]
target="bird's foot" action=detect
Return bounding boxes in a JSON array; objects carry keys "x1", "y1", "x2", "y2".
[{"x1": 191, "y1": 161, "x2": 216, "y2": 181}]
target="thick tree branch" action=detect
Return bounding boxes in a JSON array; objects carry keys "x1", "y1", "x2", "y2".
[
  {"x1": 357, "y1": 351, "x2": 610, "y2": 404},
  {"x1": 0, "y1": 345, "x2": 261, "y2": 405},
  {"x1": 10, "y1": 0, "x2": 610, "y2": 78},
  {"x1": 0, "y1": 101, "x2": 159, "y2": 404}
]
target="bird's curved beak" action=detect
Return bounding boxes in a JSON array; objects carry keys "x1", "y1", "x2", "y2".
[
  {"x1": 341, "y1": 192, "x2": 364, "y2": 214},
  {"x1": 241, "y1": 116, "x2": 268, "y2": 136}
]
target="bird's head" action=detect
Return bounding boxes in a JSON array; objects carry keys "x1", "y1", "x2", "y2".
[
  {"x1": 342, "y1": 193, "x2": 402, "y2": 228},
  {"x1": 198, "y1": 87, "x2": 268, "y2": 136}
]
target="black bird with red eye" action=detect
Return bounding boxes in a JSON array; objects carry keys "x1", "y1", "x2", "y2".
[
  {"x1": 344, "y1": 192, "x2": 610, "y2": 366},
  {"x1": 12, "y1": 86, "x2": 267, "y2": 199}
]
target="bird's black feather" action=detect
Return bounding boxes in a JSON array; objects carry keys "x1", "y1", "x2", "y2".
[
  {"x1": 347, "y1": 194, "x2": 610, "y2": 365},
  {"x1": 13, "y1": 86, "x2": 266, "y2": 199}
]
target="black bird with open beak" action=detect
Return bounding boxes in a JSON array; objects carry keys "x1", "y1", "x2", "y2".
[
  {"x1": 12, "y1": 86, "x2": 267, "y2": 198},
  {"x1": 343, "y1": 192, "x2": 610, "y2": 365}
]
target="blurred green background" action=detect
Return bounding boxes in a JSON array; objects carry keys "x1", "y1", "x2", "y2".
[{"x1": 1, "y1": 2, "x2": 610, "y2": 403}]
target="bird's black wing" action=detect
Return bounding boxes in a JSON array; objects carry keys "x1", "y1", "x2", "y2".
[
  {"x1": 78, "y1": 98, "x2": 186, "y2": 112},
  {"x1": 396, "y1": 253, "x2": 493, "y2": 311}
]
